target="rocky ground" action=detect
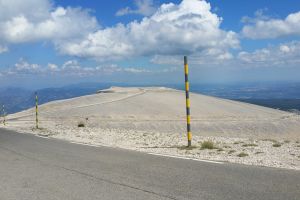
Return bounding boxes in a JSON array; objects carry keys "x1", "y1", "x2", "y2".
[
  {"x1": 3, "y1": 87, "x2": 300, "y2": 170},
  {"x1": 3, "y1": 122, "x2": 300, "y2": 170}
]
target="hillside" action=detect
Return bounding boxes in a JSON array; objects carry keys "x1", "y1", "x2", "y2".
[{"x1": 7, "y1": 87, "x2": 300, "y2": 139}]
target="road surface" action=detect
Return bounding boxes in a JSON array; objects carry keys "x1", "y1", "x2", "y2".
[{"x1": 0, "y1": 128, "x2": 299, "y2": 200}]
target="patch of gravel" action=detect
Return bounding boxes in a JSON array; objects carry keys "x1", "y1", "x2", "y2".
[{"x1": 4, "y1": 122, "x2": 300, "y2": 170}]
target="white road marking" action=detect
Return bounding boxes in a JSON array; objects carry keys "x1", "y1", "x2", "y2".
[
  {"x1": 69, "y1": 141, "x2": 112, "y2": 148},
  {"x1": 33, "y1": 135, "x2": 224, "y2": 164},
  {"x1": 7, "y1": 131, "x2": 225, "y2": 166},
  {"x1": 147, "y1": 152, "x2": 224, "y2": 164}
]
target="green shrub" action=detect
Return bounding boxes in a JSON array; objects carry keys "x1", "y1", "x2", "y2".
[
  {"x1": 237, "y1": 152, "x2": 249, "y2": 157},
  {"x1": 273, "y1": 143, "x2": 282, "y2": 147},
  {"x1": 77, "y1": 122, "x2": 85, "y2": 128}
]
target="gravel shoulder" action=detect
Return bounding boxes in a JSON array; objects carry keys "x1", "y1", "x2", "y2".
[{"x1": 3, "y1": 121, "x2": 300, "y2": 170}]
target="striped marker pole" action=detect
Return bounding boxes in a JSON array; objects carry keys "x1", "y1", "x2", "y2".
[
  {"x1": 184, "y1": 56, "x2": 192, "y2": 147},
  {"x1": 35, "y1": 92, "x2": 39, "y2": 129},
  {"x1": 2, "y1": 105, "x2": 5, "y2": 126}
]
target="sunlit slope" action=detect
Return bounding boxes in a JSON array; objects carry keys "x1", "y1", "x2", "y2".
[{"x1": 8, "y1": 87, "x2": 300, "y2": 139}]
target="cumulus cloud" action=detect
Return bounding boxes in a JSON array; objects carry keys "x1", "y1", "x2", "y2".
[
  {"x1": 13, "y1": 58, "x2": 42, "y2": 74},
  {"x1": 0, "y1": 59, "x2": 161, "y2": 77},
  {"x1": 237, "y1": 41, "x2": 300, "y2": 67},
  {"x1": 242, "y1": 11, "x2": 300, "y2": 39},
  {"x1": 0, "y1": 58, "x2": 43, "y2": 76},
  {"x1": 0, "y1": 0, "x2": 98, "y2": 43},
  {"x1": 58, "y1": 0, "x2": 239, "y2": 61},
  {"x1": 116, "y1": 0, "x2": 157, "y2": 16},
  {"x1": 151, "y1": 49, "x2": 233, "y2": 66},
  {"x1": 0, "y1": 0, "x2": 50, "y2": 21},
  {"x1": 0, "y1": 0, "x2": 238, "y2": 63},
  {"x1": 151, "y1": 40, "x2": 300, "y2": 68},
  {"x1": 48, "y1": 63, "x2": 59, "y2": 72}
]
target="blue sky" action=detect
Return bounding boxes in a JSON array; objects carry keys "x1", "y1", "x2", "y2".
[{"x1": 0, "y1": 0, "x2": 300, "y2": 88}]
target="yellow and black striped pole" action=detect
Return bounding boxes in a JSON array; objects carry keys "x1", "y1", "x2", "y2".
[
  {"x1": 2, "y1": 105, "x2": 6, "y2": 126},
  {"x1": 35, "y1": 92, "x2": 39, "y2": 129},
  {"x1": 184, "y1": 56, "x2": 192, "y2": 147}
]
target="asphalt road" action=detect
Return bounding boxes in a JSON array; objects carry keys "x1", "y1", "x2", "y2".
[{"x1": 0, "y1": 128, "x2": 299, "y2": 200}]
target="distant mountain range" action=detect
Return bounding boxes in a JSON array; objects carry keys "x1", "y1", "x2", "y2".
[
  {"x1": 1, "y1": 82, "x2": 300, "y2": 114},
  {"x1": 0, "y1": 83, "x2": 112, "y2": 114}
]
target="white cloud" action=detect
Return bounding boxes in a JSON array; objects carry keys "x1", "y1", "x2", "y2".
[
  {"x1": 0, "y1": 59, "x2": 158, "y2": 77},
  {"x1": 0, "y1": 58, "x2": 42, "y2": 75},
  {"x1": 62, "y1": 60, "x2": 81, "y2": 70},
  {"x1": 0, "y1": 0, "x2": 98, "y2": 43},
  {"x1": 0, "y1": 0, "x2": 239, "y2": 64},
  {"x1": 14, "y1": 58, "x2": 41, "y2": 72},
  {"x1": 3, "y1": 39, "x2": 300, "y2": 78},
  {"x1": 116, "y1": 0, "x2": 157, "y2": 16},
  {"x1": 237, "y1": 41, "x2": 300, "y2": 67},
  {"x1": 48, "y1": 63, "x2": 59, "y2": 72},
  {"x1": 242, "y1": 11, "x2": 300, "y2": 39},
  {"x1": 151, "y1": 48, "x2": 233, "y2": 66},
  {"x1": 0, "y1": 0, "x2": 50, "y2": 21},
  {"x1": 151, "y1": 40, "x2": 300, "y2": 68},
  {"x1": 0, "y1": 45, "x2": 8, "y2": 53},
  {"x1": 59, "y1": 0, "x2": 239, "y2": 61}
]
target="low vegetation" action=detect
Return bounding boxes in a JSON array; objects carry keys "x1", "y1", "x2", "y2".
[
  {"x1": 255, "y1": 151, "x2": 264, "y2": 154},
  {"x1": 233, "y1": 141, "x2": 242, "y2": 145},
  {"x1": 228, "y1": 150, "x2": 236, "y2": 154},
  {"x1": 262, "y1": 139, "x2": 278, "y2": 143},
  {"x1": 177, "y1": 146, "x2": 197, "y2": 150},
  {"x1": 242, "y1": 143, "x2": 258, "y2": 147},
  {"x1": 237, "y1": 152, "x2": 249, "y2": 157},
  {"x1": 77, "y1": 122, "x2": 85, "y2": 128},
  {"x1": 273, "y1": 143, "x2": 282, "y2": 147},
  {"x1": 201, "y1": 141, "x2": 216, "y2": 150}
]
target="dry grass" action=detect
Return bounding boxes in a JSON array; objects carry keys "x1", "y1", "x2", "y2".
[{"x1": 201, "y1": 141, "x2": 216, "y2": 150}]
